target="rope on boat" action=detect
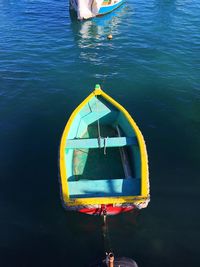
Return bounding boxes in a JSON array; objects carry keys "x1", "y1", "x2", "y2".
[
  {"x1": 97, "y1": 119, "x2": 101, "y2": 148},
  {"x1": 96, "y1": 95, "x2": 101, "y2": 149},
  {"x1": 104, "y1": 137, "x2": 108, "y2": 155},
  {"x1": 95, "y1": 94, "x2": 108, "y2": 155},
  {"x1": 96, "y1": 91, "x2": 108, "y2": 155}
]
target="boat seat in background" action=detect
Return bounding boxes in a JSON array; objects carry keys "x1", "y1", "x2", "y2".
[
  {"x1": 68, "y1": 178, "x2": 140, "y2": 198},
  {"x1": 66, "y1": 136, "x2": 137, "y2": 149}
]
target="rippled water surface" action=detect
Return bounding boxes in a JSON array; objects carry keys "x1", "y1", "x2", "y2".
[{"x1": 0, "y1": 0, "x2": 200, "y2": 266}]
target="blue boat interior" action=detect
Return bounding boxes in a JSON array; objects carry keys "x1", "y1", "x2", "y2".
[{"x1": 65, "y1": 95, "x2": 141, "y2": 198}]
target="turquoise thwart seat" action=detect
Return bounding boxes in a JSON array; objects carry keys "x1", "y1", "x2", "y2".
[
  {"x1": 68, "y1": 178, "x2": 141, "y2": 198},
  {"x1": 66, "y1": 136, "x2": 137, "y2": 149}
]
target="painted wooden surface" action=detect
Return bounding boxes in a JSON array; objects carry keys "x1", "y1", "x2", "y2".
[
  {"x1": 68, "y1": 178, "x2": 140, "y2": 198},
  {"x1": 66, "y1": 136, "x2": 137, "y2": 149},
  {"x1": 59, "y1": 86, "x2": 149, "y2": 209}
]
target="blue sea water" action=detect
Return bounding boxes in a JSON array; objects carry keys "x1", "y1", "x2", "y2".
[{"x1": 0, "y1": 0, "x2": 200, "y2": 266}]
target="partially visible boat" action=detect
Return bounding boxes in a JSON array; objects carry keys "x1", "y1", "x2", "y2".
[
  {"x1": 70, "y1": 0, "x2": 125, "y2": 20},
  {"x1": 59, "y1": 85, "x2": 150, "y2": 215}
]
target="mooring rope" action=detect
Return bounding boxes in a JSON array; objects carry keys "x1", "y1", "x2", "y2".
[
  {"x1": 101, "y1": 74, "x2": 107, "y2": 90},
  {"x1": 102, "y1": 215, "x2": 113, "y2": 254}
]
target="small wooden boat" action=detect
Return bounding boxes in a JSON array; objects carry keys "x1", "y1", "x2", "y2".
[
  {"x1": 59, "y1": 85, "x2": 150, "y2": 215},
  {"x1": 70, "y1": 0, "x2": 125, "y2": 20}
]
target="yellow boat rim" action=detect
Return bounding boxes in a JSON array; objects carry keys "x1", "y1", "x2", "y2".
[{"x1": 59, "y1": 85, "x2": 149, "y2": 207}]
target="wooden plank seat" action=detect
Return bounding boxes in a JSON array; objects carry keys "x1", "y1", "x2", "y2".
[
  {"x1": 68, "y1": 178, "x2": 140, "y2": 198},
  {"x1": 66, "y1": 136, "x2": 137, "y2": 149}
]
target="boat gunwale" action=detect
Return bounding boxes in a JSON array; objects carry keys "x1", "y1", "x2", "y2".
[
  {"x1": 98, "y1": 0, "x2": 125, "y2": 15},
  {"x1": 100, "y1": 0, "x2": 124, "y2": 9},
  {"x1": 59, "y1": 87, "x2": 149, "y2": 206}
]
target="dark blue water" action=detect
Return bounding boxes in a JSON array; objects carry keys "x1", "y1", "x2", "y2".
[{"x1": 0, "y1": 0, "x2": 200, "y2": 266}]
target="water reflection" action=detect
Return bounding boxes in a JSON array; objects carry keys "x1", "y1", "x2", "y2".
[
  {"x1": 70, "y1": 4, "x2": 127, "y2": 48},
  {"x1": 69, "y1": 5, "x2": 128, "y2": 80}
]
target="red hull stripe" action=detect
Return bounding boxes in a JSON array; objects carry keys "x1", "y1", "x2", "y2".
[{"x1": 79, "y1": 204, "x2": 135, "y2": 215}]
